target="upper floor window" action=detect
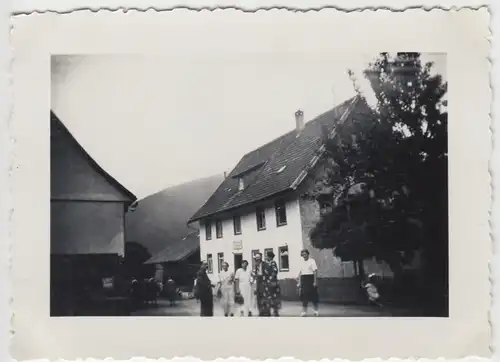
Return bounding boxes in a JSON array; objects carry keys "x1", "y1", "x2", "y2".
[
  {"x1": 275, "y1": 199, "x2": 287, "y2": 226},
  {"x1": 256, "y1": 207, "x2": 266, "y2": 230},
  {"x1": 216, "y1": 219, "x2": 223, "y2": 238},
  {"x1": 205, "y1": 221, "x2": 212, "y2": 240},
  {"x1": 233, "y1": 215, "x2": 242, "y2": 235}
]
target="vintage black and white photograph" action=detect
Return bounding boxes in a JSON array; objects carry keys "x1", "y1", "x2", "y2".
[
  {"x1": 12, "y1": 8, "x2": 490, "y2": 360},
  {"x1": 50, "y1": 52, "x2": 448, "y2": 318}
]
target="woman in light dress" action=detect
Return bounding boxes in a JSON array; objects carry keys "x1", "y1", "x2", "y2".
[
  {"x1": 235, "y1": 260, "x2": 254, "y2": 317},
  {"x1": 217, "y1": 262, "x2": 235, "y2": 317}
]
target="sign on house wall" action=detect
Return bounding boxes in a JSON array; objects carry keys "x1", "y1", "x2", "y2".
[{"x1": 233, "y1": 240, "x2": 243, "y2": 251}]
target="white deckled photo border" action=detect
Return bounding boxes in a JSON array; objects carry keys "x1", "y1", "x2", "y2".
[{"x1": 10, "y1": 7, "x2": 491, "y2": 361}]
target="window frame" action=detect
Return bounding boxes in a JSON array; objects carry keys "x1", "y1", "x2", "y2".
[
  {"x1": 215, "y1": 219, "x2": 223, "y2": 239},
  {"x1": 278, "y1": 246, "x2": 290, "y2": 272},
  {"x1": 264, "y1": 247, "x2": 274, "y2": 260},
  {"x1": 206, "y1": 254, "x2": 213, "y2": 274},
  {"x1": 238, "y1": 177, "x2": 245, "y2": 191},
  {"x1": 275, "y1": 199, "x2": 288, "y2": 227},
  {"x1": 256, "y1": 207, "x2": 266, "y2": 231},
  {"x1": 205, "y1": 221, "x2": 212, "y2": 241},
  {"x1": 217, "y1": 252, "x2": 224, "y2": 273},
  {"x1": 233, "y1": 215, "x2": 242, "y2": 235}
]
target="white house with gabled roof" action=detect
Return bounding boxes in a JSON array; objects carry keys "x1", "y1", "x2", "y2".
[{"x1": 188, "y1": 95, "x2": 396, "y2": 302}]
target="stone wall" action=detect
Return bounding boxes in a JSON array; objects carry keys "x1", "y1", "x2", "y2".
[
  {"x1": 297, "y1": 167, "x2": 395, "y2": 279},
  {"x1": 298, "y1": 196, "x2": 357, "y2": 278},
  {"x1": 279, "y1": 277, "x2": 365, "y2": 304}
]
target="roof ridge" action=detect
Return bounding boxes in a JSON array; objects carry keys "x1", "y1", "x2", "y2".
[
  {"x1": 237, "y1": 97, "x2": 356, "y2": 161},
  {"x1": 188, "y1": 95, "x2": 362, "y2": 223},
  {"x1": 257, "y1": 96, "x2": 359, "y2": 173}
]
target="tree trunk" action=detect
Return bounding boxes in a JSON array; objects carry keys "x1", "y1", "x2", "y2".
[{"x1": 357, "y1": 259, "x2": 365, "y2": 280}]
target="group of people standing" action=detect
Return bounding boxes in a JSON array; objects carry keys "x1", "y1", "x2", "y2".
[{"x1": 193, "y1": 248, "x2": 320, "y2": 317}]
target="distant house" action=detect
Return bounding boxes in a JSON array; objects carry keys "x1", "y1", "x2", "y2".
[
  {"x1": 50, "y1": 111, "x2": 137, "y2": 316},
  {"x1": 188, "y1": 95, "x2": 398, "y2": 303},
  {"x1": 125, "y1": 174, "x2": 224, "y2": 286},
  {"x1": 144, "y1": 232, "x2": 200, "y2": 289}
]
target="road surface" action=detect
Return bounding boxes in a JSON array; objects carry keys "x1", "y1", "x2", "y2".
[{"x1": 131, "y1": 298, "x2": 417, "y2": 317}]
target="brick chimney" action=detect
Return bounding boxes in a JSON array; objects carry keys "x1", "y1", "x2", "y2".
[{"x1": 295, "y1": 109, "x2": 304, "y2": 134}]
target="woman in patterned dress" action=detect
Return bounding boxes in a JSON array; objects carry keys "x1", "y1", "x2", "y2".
[{"x1": 257, "y1": 250, "x2": 281, "y2": 317}]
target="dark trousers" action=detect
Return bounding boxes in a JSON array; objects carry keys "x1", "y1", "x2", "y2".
[
  {"x1": 300, "y1": 275, "x2": 319, "y2": 309},
  {"x1": 200, "y1": 298, "x2": 214, "y2": 316}
]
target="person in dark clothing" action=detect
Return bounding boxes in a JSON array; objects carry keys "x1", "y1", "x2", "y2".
[
  {"x1": 130, "y1": 279, "x2": 141, "y2": 310},
  {"x1": 165, "y1": 276, "x2": 177, "y2": 306},
  {"x1": 194, "y1": 261, "x2": 215, "y2": 317}
]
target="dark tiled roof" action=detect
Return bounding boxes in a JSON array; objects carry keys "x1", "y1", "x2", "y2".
[
  {"x1": 50, "y1": 111, "x2": 137, "y2": 204},
  {"x1": 189, "y1": 95, "x2": 367, "y2": 222},
  {"x1": 144, "y1": 232, "x2": 199, "y2": 264}
]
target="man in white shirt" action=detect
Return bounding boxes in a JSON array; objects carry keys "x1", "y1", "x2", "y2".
[{"x1": 297, "y1": 249, "x2": 319, "y2": 316}]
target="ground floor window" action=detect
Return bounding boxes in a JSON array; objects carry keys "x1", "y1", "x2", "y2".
[
  {"x1": 206, "y1": 254, "x2": 213, "y2": 273},
  {"x1": 217, "y1": 252, "x2": 224, "y2": 272},
  {"x1": 278, "y1": 246, "x2": 289, "y2": 271},
  {"x1": 264, "y1": 247, "x2": 273, "y2": 259}
]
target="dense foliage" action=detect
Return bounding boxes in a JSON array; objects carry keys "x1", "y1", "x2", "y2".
[{"x1": 309, "y1": 53, "x2": 448, "y2": 314}]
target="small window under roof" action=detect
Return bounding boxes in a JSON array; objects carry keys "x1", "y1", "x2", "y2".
[{"x1": 277, "y1": 165, "x2": 287, "y2": 174}]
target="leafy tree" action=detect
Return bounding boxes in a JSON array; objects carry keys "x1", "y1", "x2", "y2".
[{"x1": 308, "y1": 53, "x2": 448, "y2": 314}]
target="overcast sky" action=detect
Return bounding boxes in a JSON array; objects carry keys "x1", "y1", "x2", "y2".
[{"x1": 51, "y1": 53, "x2": 446, "y2": 199}]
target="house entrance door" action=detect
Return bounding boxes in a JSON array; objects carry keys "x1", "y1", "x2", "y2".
[{"x1": 233, "y1": 253, "x2": 243, "y2": 272}]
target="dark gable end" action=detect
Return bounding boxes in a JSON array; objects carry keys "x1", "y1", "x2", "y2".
[
  {"x1": 189, "y1": 95, "x2": 370, "y2": 223},
  {"x1": 50, "y1": 111, "x2": 137, "y2": 205}
]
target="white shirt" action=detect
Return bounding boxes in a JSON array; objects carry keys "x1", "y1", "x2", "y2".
[
  {"x1": 218, "y1": 270, "x2": 234, "y2": 289},
  {"x1": 235, "y1": 268, "x2": 252, "y2": 285},
  {"x1": 299, "y1": 257, "x2": 318, "y2": 275}
]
